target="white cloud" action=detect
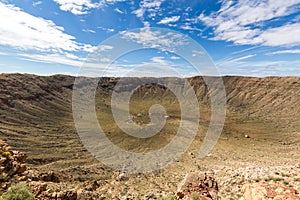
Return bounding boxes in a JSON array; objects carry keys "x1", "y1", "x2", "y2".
[
  {"x1": 81, "y1": 44, "x2": 98, "y2": 53},
  {"x1": 158, "y1": 16, "x2": 180, "y2": 24},
  {"x1": 120, "y1": 28, "x2": 187, "y2": 52},
  {"x1": 82, "y1": 44, "x2": 113, "y2": 53},
  {"x1": 106, "y1": 0, "x2": 126, "y2": 3},
  {"x1": 170, "y1": 56, "x2": 180, "y2": 60},
  {"x1": 132, "y1": 8, "x2": 144, "y2": 18},
  {"x1": 19, "y1": 53, "x2": 85, "y2": 66},
  {"x1": 53, "y1": 0, "x2": 100, "y2": 15},
  {"x1": 98, "y1": 45, "x2": 114, "y2": 51},
  {"x1": 198, "y1": 0, "x2": 300, "y2": 47},
  {"x1": 191, "y1": 50, "x2": 205, "y2": 57},
  {"x1": 53, "y1": 0, "x2": 127, "y2": 15},
  {"x1": 216, "y1": 54, "x2": 256, "y2": 67},
  {"x1": 83, "y1": 29, "x2": 96, "y2": 33},
  {"x1": 227, "y1": 54, "x2": 256, "y2": 62},
  {"x1": 132, "y1": 0, "x2": 164, "y2": 22},
  {"x1": 216, "y1": 54, "x2": 258, "y2": 75},
  {"x1": 97, "y1": 26, "x2": 115, "y2": 32},
  {"x1": 19, "y1": 52, "x2": 107, "y2": 69},
  {"x1": 0, "y1": 2, "x2": 96, "y2": 52},
  {"x1": 114, "y1": 8, "x2": 123, "y2": 14},
  {"x1": 99, "y1": 58, "x2": 110, "y2": 63},
  {"x1": 32, "y1": 1, "x2": 42, "y2": 7},
  {"x1": 151, "y1": 56, "x2": 168, "y2": 65},
  {"x1": 266, "y1": 49, "x2": 300, "y2": 55},
  {"x1": 259, "y1": 23, "x2": 300, "y2": 46},
  {"x1": 180, "y1": 24, "x2": 201, "y2": 31}
]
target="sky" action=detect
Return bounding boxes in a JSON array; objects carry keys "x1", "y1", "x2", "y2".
[{"x1": 0, "y1": 0, "x2": 300, "y2": 77}]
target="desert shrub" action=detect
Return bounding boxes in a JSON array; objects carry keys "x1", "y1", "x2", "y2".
[
  {"x1": 159, "y1": 194, "x2": 176, "y2": 200},
  {"x1": 191, "y1": 192, "x2": 200, "y2": 200},
  {"x1": 2, "y1": 152, "x2": 10, "y2": 158},
  {"x1": 1, "y1": 182, "x2": 34, "y2": 200}
]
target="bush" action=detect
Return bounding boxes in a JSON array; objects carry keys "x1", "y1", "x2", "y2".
[
  {"x1": 2, "y1": 152, "x2": 11, "y2": 158},
  {"x1": 1, "y1": 182, "x2": 34, "y2": 200}
]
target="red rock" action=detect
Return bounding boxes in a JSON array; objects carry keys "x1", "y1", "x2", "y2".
[{"x1": 177, "y1": 172, "x2": 218, "y2": 200}]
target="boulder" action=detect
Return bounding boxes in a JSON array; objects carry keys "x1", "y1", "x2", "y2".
[
  {"x1": 38, "y1": 171, "x2": 60, "y2": 183},
  {"x1": 29, "y1": 181, "x2": 47, "y2": 196}
]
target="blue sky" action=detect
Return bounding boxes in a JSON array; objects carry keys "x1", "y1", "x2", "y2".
[{"x1": 0, "y1": 0, "x2": 300, "y2": 77}]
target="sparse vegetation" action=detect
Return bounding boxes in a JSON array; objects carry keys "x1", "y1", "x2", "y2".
[
  {"x1": 265, "y1": 176, "x2": 284, "y2": 182},
  {"x1": 159, "y1": 195, "x2": 176, "y2": 200},
  {"x1": 0, "y1": 173, "x2": 8, "y2": 182},
  {"x1": 1, "y1": 182, "x2": 34, "y2": 200},
  {"x1": 255, "y1": 177, "x2": 261, "y2": 182},
  {"x1": 283, "y1": 181, "x2": 290, "y2": 186},
  {"x1": 191, "y1": 192, "x2": 200, "y2": 200},
  {"x1": 281, "y1": 173, "x2": 289, "y2": 177}
]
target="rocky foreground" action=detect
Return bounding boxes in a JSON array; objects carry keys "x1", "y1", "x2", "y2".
[{"x1": 1, "y1": 139, "x2": 300, "y2": 199}]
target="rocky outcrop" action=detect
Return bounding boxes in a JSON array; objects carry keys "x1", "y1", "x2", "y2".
[
  {"x1": 29, "y1": 181, "x2": 102, "y2": 200},
  {"x1": 242, "y1": 183, "x2": 300, "y2": 200},
  {"x1": 0, "y1": 139, "x2": 27, "y2": 193},
  {"x1": 177, "y1": 172, "x2": 218, "y2": 200},
  {"x1": 26, "y1": 169, "x2": 60, "y2": 183},
  {"x1": 0, "y1": 140, "x2": 102, "y2": 199}
]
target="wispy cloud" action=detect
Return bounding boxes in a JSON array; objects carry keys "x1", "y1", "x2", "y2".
[
  {"x1": 266, "y1": 49, "x2": 300, "y2": 55},
  {"x1": 170, "y1": 56, "x2": 180, "y2": 60},
  {"x1": 19, "y1": 53, "x2": 84, "y2": 66},
  {"x1": 82, "y1": 44, "x2": 113, "y2": 53},
  {"x1": 98, "y1": 45, "x2": 114, "y2": 51},
  {"x1": 198, "y1": 0, "x2": 300, "y2": 47},
  {"x1": 97, "y1": 26, "x2": 115, "y2": 33},
  {"x1": 216, "y1": 54, "x2": 257, "y2": 67},
  {"x1": 217, "y1": 59, "x2": 300, "y2": 77},
  {"x1": 179, "y1": 24, "x2": 201, "y2": 31},
  {"x1": 132, "y1": 0, "x2": 164, "y2": 26},
  {"x1": 191, "y1": 50, "x2": 205, "y2": 57},
  {"x1": 227, "y1": 54, "x2": 256, "y2": 62},
  {"x1": 109, "y1": 57, "x2": 195, "y2": 77},
  {"x1": 158, "y1": 16, "x2": 180, "y2": 24},
  {"x1": 83, "y1": 29, "x2": 96, "y2": 33},
  {"x1": 151, "y1": 56, "x2": 169, "y2": 65},
  {"x1": 32, "y1": 1, "x2": 42, "y2": 7},
  {"x1": 120, "y1": 28, "x2": 188, "y2": 52},
  {"x1": 18, "y1": 52, "x2": 107, "y2": 69},
  {"x1": 0, "y1": 2, "x2": 96, "y2": 52},
  {"x1": 114, "y1": 7, "x2": 123, "y2": 14}
]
